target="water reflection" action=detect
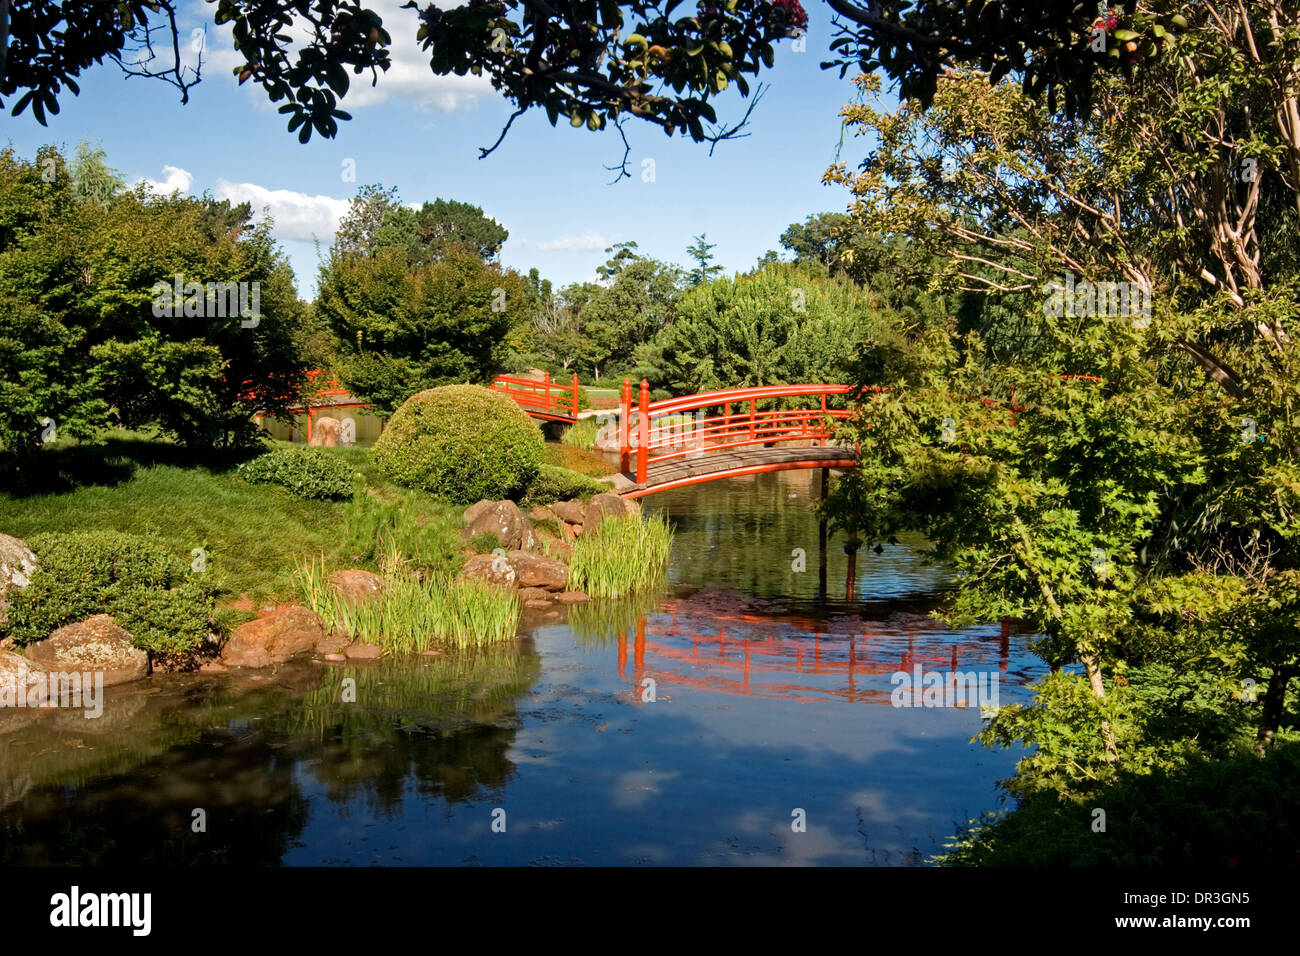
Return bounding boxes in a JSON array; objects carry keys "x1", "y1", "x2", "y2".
[{"x1": 0, "y1": 468, "x2": 1047, "y2": 865}]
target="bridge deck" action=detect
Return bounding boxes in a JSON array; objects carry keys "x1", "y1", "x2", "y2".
[{"x1": 624, "y1": 444, "x2": 858, "y2": 497}]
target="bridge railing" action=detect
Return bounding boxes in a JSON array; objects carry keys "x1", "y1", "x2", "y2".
[
  {"x1": 491, "y1": 372, "x2": 581, "y2": 421},
  {"x1": 621, "y1": 381, "x2": 860, "y2": 482}
]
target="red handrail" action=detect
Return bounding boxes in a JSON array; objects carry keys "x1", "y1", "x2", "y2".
[
  {"x1": 491, "y1": 371, "x2": 580, "y2": 421},
  {"x1": 623, "y1": 382, "x2": 857, "y2": 484}
]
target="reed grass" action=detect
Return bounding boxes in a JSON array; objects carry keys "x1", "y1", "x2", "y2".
[
  {"x1": 560, "y1": 417, "x2": 601, "y2": 450},
  {"x1": 296, "y1": 557, "x2": 520, "y2": 652},
  {"x1": 567, "y1": 514, "x2": 673, "y2": 598}
]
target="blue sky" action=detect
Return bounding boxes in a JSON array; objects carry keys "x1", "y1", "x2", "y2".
[{"x1": 1, "y1": 1, "x2": 877, "y2": 297}]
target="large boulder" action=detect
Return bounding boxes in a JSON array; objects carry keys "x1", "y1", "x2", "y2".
[
  {"x1": 309, "y1": 415, "x2": 342, "y2": 447},
  {"x1": 463, "y1": 500, "x2": 538, "y2": 552},
  {"x1": 0, "y1": 533, "x2": 38, "y2": 630},
  {"x1": 584, "y1": 492, "x2": 631, "y2": 532},
  {"x1": 461, "y1": 553, "x2": 517, "y2": 589},
  {"x1": 327, "y1": 569, "x2": 386, "y2": 605},
  {"x1": 551, "y1": 500, "x2": 587, "y2": 525},
  {"x1": 507, "y1": 550, "x2": 568, "y2": 592},
  {"x1": 26, "y1": 614, "x2": 148, "y2": 686},
  {"x1": 0, "y1": 649, "x2": 47, "y2": 708},
  {"x1": 220, "y1": 604, "x2": 327, "y2": 668}
]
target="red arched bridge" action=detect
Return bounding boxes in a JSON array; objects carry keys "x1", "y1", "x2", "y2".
[{"x1": 492, "y1": 374, "x2": 860, "y2": 497}]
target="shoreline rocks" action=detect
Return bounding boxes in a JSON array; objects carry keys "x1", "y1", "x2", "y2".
[
  {"x1": 219, "y1": 604, "x2": 330, "y2": 669},
  {"x1": 26, "y1": 615, "x2": 148, "y2": 686}
]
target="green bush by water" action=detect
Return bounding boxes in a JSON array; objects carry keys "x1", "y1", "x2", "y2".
[
  {"x1": 373, "y1": 385, "x2": 543, "y2": 504},
  {"x1": 237, "y1": 445, "x2": 359, "y2": 500},
  {"x1": 568, "y1": 514, "x2": 673, "y2": 598},
  {"x1": 296, "y1": 558, "x2": 520, "y2": 652},
  {"x1": 3, "y1": 530, "x2": 214, "y2": 656},
  {"x1": 521, "y1": 464, "x2": 611, "y2": 506},
  {"x1": 342, "y1": 489, "x2": 463, "y2": 577}
]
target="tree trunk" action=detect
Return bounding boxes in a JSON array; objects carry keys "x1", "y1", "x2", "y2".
[{"x1": 1257, "y1": 666, "x2": 1296, "y2": 752}]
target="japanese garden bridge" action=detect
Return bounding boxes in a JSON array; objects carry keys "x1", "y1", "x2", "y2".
[{"x1": 490, "y1": 373, "x2": 859, "y2": 499}]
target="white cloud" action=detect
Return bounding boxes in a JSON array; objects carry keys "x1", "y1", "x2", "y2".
[
  {"x1": 196, "y1": 0, "x2": 494, "y2": 114},
  {"x1": 214, "y1": 180, "x2": 352, "y2": 243},
  {"x1": 138, "y1": 165, "x2": 195, "y2": 196},
  {"x1": 535, "y1": 232, "x2": 607, "y2": 253}
]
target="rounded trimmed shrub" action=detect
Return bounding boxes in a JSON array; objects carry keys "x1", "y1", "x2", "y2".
[
  {"x1": 237, "y1": 445, "x2": 358, "y2": 500},
  {"x1": 373, "y1": 385, "x2": 544, "y2": 504}
]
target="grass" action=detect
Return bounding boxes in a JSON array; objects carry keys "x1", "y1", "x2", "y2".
[
  {"x1": 560, "y1": 417, "x2": 601, "y2": 451},
  {"x1": 542, "y1": 441, "x2": 616, "y2": 478},
  {"x1": 0, "y1": 432, "x2": 464, "y2": 607},
  {"x1": 567, "y1": 514, "x2": 674, "y2": 598},
  {"x1": 296, "y1": 557, "x2": 520, "y2": 653}
]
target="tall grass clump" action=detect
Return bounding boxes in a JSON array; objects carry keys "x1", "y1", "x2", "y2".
[
  {"x1": 296, "y1": 558, "x2": 519, "y2": 652},
  {"x1": 342, "y1": 489, "x2": 462, "y2": 577},
  {"x1": 567, "y1": 515, "x2": 673, "y2": 598},
  {"x1": 560, "y1": 417, "x2": 601, "y2": 450}
]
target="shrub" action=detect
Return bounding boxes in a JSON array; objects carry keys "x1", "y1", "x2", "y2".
[
  {"x1": 342, "y1": 489, "x2": 462, "y2": 577},
  {"x1": 4, "y1": 531, "x2": 214, "y2": 657},
  {"x1": 373, "y1": 385, "x2": 544, "y2": 504},
  {"x1": 521, "y1": 464, "x2": 611, "y2": 506},
  {"x1": 236, "y1": 445, "x2": 358, "y2": 500}
]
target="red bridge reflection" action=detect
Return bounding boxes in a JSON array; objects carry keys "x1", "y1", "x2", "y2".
[{"x1": 609, "y1": 600, "x2": 1017, "y2": 706}]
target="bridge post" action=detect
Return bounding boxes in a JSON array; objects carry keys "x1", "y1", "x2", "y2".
[
  {"x1": 749, "y1": 398, "x2": 756, "y2": 442},
  {"x1": 571, "y1": 372, "x2": 580, "y2": 418},
  {"x1": 620, "y1": 379, "x2": 631, "y2": 473},
  {"x1": 637, "y1": 379, "x2": 649, "y2": 484}
]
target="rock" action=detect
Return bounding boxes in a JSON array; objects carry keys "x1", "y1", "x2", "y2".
[
  {"x1": 571, "y1": 524, "x2": 584, "y2": 537},
  {"x1": 199, "y1": 660, "x2": 230, "y2": 674},
  {"x1": 463, "y1": 499, "x2": 497, "y2": 526},
  {"x1": 420, "y1": 649, "x2": 442, "y2": 657},
  {"x1": 326, "y1": 569, "x2": 386, "y2": 605},
  {"x1": 26, "y1": 614, "x2": 148, "y2": 686},
  {"x1": 560, "y1": 522, "x2": 578, "y2": 542},
  {"x1": 0, "y1": 533, "x2": 38, "y2": 629},
  {"x1": 461, "y1": 553, "x2": 517, "y2": 589},
  {"x1": 584, "y1": 492, "x2": 630, "y2": 532},
  {"x1": 315, "y1": 629, "x2": 350, "y2": 655},
  {"x1": 344, "y1": 642, "x2": 382, "y2": 660},
  {"x1": 507, "y1": 550, "x2": 568, "y2": 592},
  {"x1": 524, "y1": 600, "x2": 551, "y2": 609},
  {"x1": 543, "y1": 538, "x2": 574, "y2": 562},
  {"x1": 551, "y1": 500, "x2": 587, "y2": 525},
  {"x1": 624, "y1": 497, "x2": 642, "y2": 517},
  {"x1": 0, "y1": 649, "x2": 47, "y2": 707},
  {"x1": 517, "y1": 587, "x2": 553, "y2": 603},
  {"x1": 323, "y1": 653, "x2": 346, "y2": 663},
  {"x1": 555, "y1": 591, "x2": 591, "y2": 604},
  {"x1": 309, "y1": 415, "x2": 341, "y2": 447},
  {"x1": 463, "y1": 500, "x2": 538, "y2": 552},
  {"x1": 529, "y1": 506, "x2": 557, "y2": 522},
  {"x1": 220, "y1": 604, "x2": 327, "y2": 668}
]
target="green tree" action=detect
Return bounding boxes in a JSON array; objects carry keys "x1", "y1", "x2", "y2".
[
  {"x1": 685, "y1": 233, "x2": 724, "y2": 286},
  {"x1": 648, "y1": 261, "x2": 878, "y2": 394}
]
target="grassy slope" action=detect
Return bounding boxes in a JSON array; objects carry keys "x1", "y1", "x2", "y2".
[{"x1": 0, "y1": 434, "x2": 460, "y2": 606}]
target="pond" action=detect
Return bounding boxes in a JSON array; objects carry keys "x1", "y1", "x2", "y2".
[{"x1": 0, "y1": 469, "x2": 1046, "y2": 865}]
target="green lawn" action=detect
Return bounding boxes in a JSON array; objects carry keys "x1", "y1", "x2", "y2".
[{"x1": 0, "y1": 433, "x2": 462, "y2": 607}]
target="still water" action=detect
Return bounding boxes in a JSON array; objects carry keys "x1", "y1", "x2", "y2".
[{"x1": 0, "y1": 469, "x2": 1046, "y2": 865}]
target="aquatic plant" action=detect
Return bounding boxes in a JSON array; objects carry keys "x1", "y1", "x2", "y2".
[
  {"x1": 296, "y1": 558, "x2": 520, "y2": 652},
  {"x1": 567, "y1": 514, "x2": 673, "y2": 598}
]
